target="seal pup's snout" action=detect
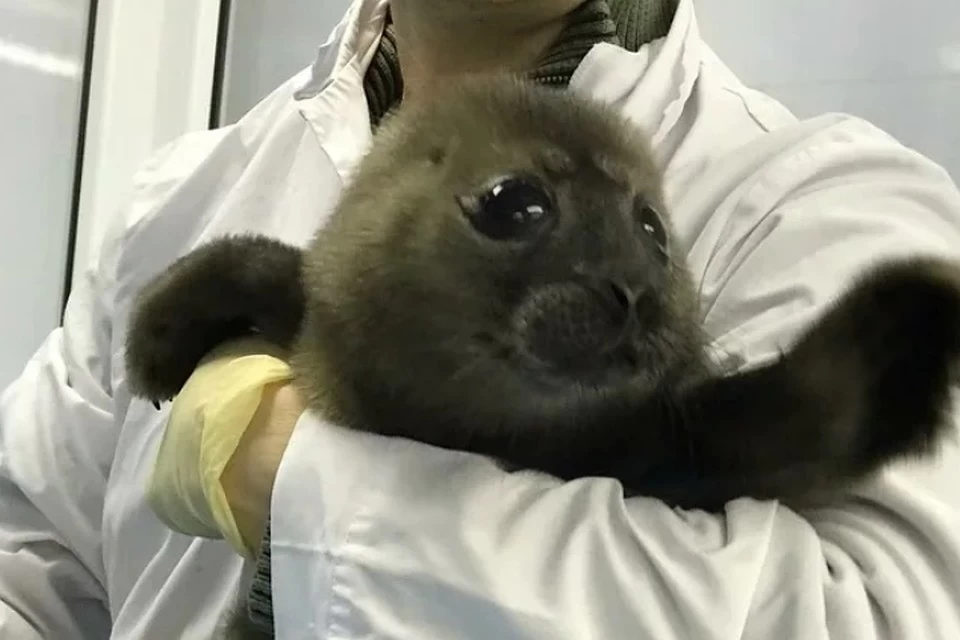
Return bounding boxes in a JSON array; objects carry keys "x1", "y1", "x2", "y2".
[{"x1": 512, "y1": 275, "x2": 661, "y2": 376}]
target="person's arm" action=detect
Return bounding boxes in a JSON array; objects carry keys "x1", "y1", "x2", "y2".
[
  {"x1": 262, "y1": 421, "x2": 960, "y2": 639},
  {"x1": 0, "y1": 227, "x2": 123, "y2": 638},
  {"x1": 229, "y1": 113, "x2": 960, "y2": 638}
]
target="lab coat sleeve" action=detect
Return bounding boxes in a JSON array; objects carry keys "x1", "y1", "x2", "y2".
[
  {"x1": 265, "y1": 114, "x2": 960, "y2": 640},
  {"x1": 689, "y1": 113, "x2": 960, "y2": 636},
  {"x1": 0, "y1": 212, "x2": 125, "y2": 638},
  {"x1": 697, "y1": 114, "x2": 960, "y2": 375}
]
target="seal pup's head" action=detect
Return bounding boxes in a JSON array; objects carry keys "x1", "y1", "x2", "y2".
[{"x1": 297, "y1": 74, "x2": 708, "y2": 464}]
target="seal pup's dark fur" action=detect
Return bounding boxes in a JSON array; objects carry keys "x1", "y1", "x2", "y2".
[{"x1": 124, "y1": 74, "x2": 960, "y2": 638}]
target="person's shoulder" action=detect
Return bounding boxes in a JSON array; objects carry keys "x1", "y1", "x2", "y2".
[
  {"x1": 695, "y1": 46, "x2": 954, "y2": 186},
  {"x1": 134, "y1": 65, "x2": 318, "y2": 208},
  {"x1": 653, "y1": 50, "x2": 956, "y2": 242},
  {"x1": 104, "y1": 67, "x2": 323, "y2": 291}
]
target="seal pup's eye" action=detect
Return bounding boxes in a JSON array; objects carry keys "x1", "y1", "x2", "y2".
[
  {"x1": 637, "y1": 201, "x2": 669, "y2": 264},
  {"x1": 457, "y1": 174, "x2": 555, "y2": 241}
]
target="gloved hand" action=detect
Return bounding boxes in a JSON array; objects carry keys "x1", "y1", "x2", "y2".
[{"x1": 146, "y1": 337, "x2": 304, "y2": 558}]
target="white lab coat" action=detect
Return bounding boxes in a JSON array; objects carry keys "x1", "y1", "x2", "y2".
[{"x1": 2, "y1": 0, "x2": 960, "y2": 638}]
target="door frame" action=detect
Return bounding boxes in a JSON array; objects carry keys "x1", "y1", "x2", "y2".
[{"x1": 66, "y1": 0, "x2": 224, "y2": 305}]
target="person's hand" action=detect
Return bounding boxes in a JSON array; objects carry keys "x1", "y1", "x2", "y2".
[
  {"x1": 220, "y1": 380, "x2": 304, "y2": 556},
  {"x1": 146, "y1": 338, "x2": 305, "y2": 558}
]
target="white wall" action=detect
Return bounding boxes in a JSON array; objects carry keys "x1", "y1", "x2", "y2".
[{"x1": 0, "y1": 0, "x2": 90, "y2": 388}]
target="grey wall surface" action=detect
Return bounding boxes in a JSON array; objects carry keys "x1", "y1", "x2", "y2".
[{"x1": 0, "y1": 0, "x2": 90, "y2": 388}]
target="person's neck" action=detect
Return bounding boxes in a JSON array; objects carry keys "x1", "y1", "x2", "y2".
[{"x1": 390, "y1": 0, "x2": 586, "y2": 102}]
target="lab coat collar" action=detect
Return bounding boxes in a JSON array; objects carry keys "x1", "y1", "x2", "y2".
[
  {"x1": 294, "y1": 0, "x2": 701, "y2": 181},
  {"x1": 293, "y1": 0, "x2": 390, "y2": 183},
  {"x1": 569, "y1": 0, "x2": 702, "y2": 150}
]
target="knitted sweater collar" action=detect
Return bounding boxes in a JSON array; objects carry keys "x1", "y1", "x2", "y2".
[{"x1": 363, "y1": 0, "x2": 677, "y2": 127}]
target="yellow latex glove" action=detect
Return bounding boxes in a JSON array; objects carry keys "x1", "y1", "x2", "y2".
[{"x1": 146, "y1": 337, "x2": 295, "y2": 557}]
